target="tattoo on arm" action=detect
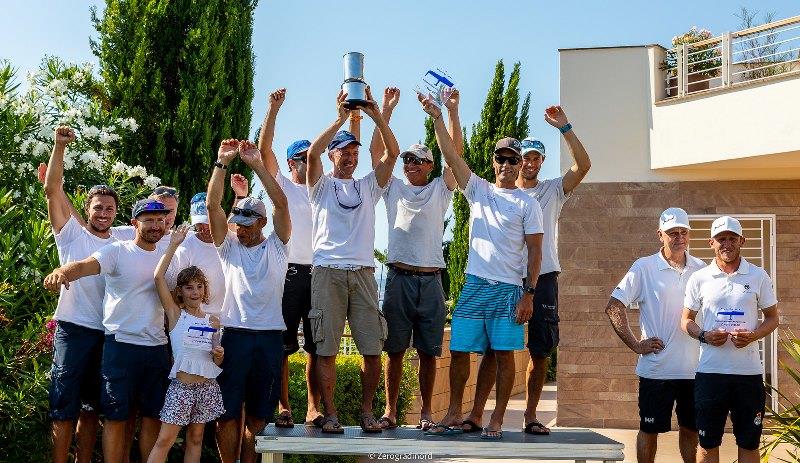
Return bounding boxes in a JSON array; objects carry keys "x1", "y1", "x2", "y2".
[{"x1": 605, "y1": 297, "x2": 640, "y2": 352}]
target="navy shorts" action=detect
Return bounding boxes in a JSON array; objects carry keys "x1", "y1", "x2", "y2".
[
  {"x1": 100, "y1": 335, "x2": 170, "y2": 421},
  {"x1": 49, "y1": 321, "x2": 105, "y2": 420},
  {"x1": 382, "y1": 267, "x2": 446, "y2": 357},
  {"x1": 217, "y1": 328, "x2": 283, "y2": 421},
  {"x1": 527, "y1": 272, "x2": 560, "y2": 358},
  {"x1": 695, "y1": 372, "x2": 765, "y2": 450},
  {"x1": 638, "y1": 377, "x2": 696, "y2": 433},
  {"x1": 282, "y1": 264, "x2": 315, "y2": 355}
]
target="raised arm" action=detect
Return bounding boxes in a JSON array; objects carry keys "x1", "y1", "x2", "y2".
[
  {"x1": 419, "y1": 94, "x2": 471, "y2": 189},
  {"x1": 361, "y1": 87, "x2": 400, "y2": 188},
  {"x1": 544, "y1": 106, "x2": 591, "y2": 194},
  {"x1": 349, "y1": 109, "x2": 361, "y2": 142},
  {"x1": 369, "y1": 87, "x2": 400, "y2": 169},
  {"x1": 207, "y1": 139, "x2": 240, "y2": 246},
  {"x1": 258, "y1": 88, "x2": 285, "y2": 177},
  {"x1": 606, "y1": 297, "x2": 664, "y2": 354},
  {"x1": 43, "y1": 256, "x2": 101, "y2": 292},
  {"x1": 442, "y1": 88, "x2": 463, "y2": 190},
  {"x1": 44, "y1": 126, "x2": 77, "y2": 232},
  {"x1": 307, "y1": 90, "x2": 349, "y2": 187},
  {"x1": 155, "y1": 225, "x2": 189, "y2": 328},
  {"x1": 240, "y1": 141, "x2": 291, "y2": 244}
]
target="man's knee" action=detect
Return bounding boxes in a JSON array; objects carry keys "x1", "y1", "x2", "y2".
[{"x1": 245, "y1": 417, "x2": 266, "y2": 433}]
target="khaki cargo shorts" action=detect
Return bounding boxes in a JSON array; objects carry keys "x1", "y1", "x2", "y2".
[{"x1": 309, "y1": 266, "x2": 387, "y2": 356}]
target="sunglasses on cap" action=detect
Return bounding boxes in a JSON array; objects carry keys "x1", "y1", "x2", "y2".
[
  {"x1": 521, "y1": 139, "x2": 545, "y2": 152},
  {"x1": 231, "y1": 207, "x2": 263, "y2": 218},
  {"x1": 494, "y1": 155, "x2": 521, "y2": 166},
  {"x1": 152, "y1": 186, "x2": 179, "y2": 197},
  {"x1": 402, "y1": 155, "x2": 431, "y2": 166}
]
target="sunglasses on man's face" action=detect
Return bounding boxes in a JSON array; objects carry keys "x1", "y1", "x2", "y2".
[
  {"x1": 402, "y1": 156, "x2": 430, "y2": 166},
  {"x1": 290, "y1": 156, "x2": 307, "y2": 164},
  {"x1": 494, "y1": 155, "x2": 521, "y2": 166},
  {"x1": 152, "y1": 186, "x2": 179, "y2": 197},
  {"x1": 232, "y1": 207, "x2": 263, "y2": 218}
]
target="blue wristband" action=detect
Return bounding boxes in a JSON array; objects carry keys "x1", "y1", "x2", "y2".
[{"x1": 559, "y1": 123, "x2": 572, "y2": 134}]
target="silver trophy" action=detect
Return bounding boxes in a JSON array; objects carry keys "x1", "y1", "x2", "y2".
[
  {"x1": 415, "y1": 68, "x2": 455, "y2": 107},
  {"x1": 342, "y1": 51, "x2": 368, "y2": 109}
]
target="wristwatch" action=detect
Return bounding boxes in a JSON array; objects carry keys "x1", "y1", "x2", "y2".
[
  {"x1": 698, "y1": 330, "x2": 707, "y2": 344},
  {"x1": 522, "y1": 285, "x2": 536, "y2": 295},
  {"x1": 213, "y1": 160, "x2": 228, "y2": 170}
]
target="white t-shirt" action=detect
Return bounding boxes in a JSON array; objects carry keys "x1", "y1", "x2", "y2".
[
  {"x1": 309, "y1": 171, "x2": 386, "y2": 267},
  {"x1": 463, "y1": 174, "x2": 544, "y2": 286},
  {"x1": 612, "y1": 250, "x2": 706, "y2": 379},
  {"x1": 217, "y1": 231, "x2": 288, "y2": 330},
  {"x1": 384, "y1": 176, "x2": 453, "y2": 268},
  {"x1": 173, "y1": 233, "x2": 226, "y2": 315},
  {"x1": 277, "y1": 173, "x2": 313, "y2": 265},
  {"x1": 92, "y1": 240, "x2": 176, "y2": 346},
  {"x1": 684, "y1": 258, "x2": 778, "y2": 375},
  {"x1": 521, "y1": 177, "x2": 570, "y2": 274},
  {"x1": 112, "y1": 225, "x2": 171, "y2": 251},
  {"x1": 52, "y1": 216, "x2": 117, "y2": 331}
]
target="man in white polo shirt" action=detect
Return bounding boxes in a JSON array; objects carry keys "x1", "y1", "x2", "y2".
[
  {"x1": 606, "y1": 208, "x2": 705, "y2": 463},
  {"x1": 306, "y1": 88, "x2": 400, "y2": 433},
  {"x1": 44, "y1": 198, "x2": 175, "y2": 463},
  {"x1": 682, "y1": 216, "x2": 779, "y2": 463},
  {"x1": 366, "y1": 87, "x2": 461, "y2": 430},
  {"x1": 206, "y1": 139, "x2": 290, "y2": 463}
]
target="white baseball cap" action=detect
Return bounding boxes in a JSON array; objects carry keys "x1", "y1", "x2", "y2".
[
  {"x1": 400, "y1": 144, "x2": 434, "y2": 162},
  {"x1": 710, "y1": 216, "x2": 743, "y2": 238},
  {"x1": 659, "y1": 207, "x2": 691, "y2": 232}
]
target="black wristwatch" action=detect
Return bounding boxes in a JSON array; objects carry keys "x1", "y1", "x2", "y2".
[
  {"x1": 213, "y1": 160, "x2": 228, "y2": 170},
  {"x1": 522, "y1": 285, "x2": 536, "y2": 295},
  {"x1": 698, "y1": 330, "x2": 707, "y2": 344}
]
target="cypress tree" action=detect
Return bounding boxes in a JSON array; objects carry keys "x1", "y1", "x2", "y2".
[{"x1": 91, "y1": 0, "x2": 257, "y2": 215}]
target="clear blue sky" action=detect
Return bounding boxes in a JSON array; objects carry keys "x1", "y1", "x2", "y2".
[{"x1": 2, "y1": 1, "x2": 797, "y2": 251}]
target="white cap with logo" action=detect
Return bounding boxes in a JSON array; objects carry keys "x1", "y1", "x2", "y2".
[
  {"x1": 659, "y1": 207, "x2": 691, "y2": 232},
  {"x1": 710, "y1": 216, "x2": 743, "y2": 238},
  {"x1": 400, "y1": 144, "x2": 434, "y2": 162}
]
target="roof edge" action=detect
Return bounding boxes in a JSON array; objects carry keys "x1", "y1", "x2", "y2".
[{"x1": 558, "y1": 44, "x2": 666, "y2": 52}]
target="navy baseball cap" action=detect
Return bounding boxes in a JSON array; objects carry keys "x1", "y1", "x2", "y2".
[
  {"x1": 131, "y1": 198, "x2": 170, "y2": 219},
  {"x1": 286, "y1": 140, "x2": 311, "y2": 159},
  {"x1": 327, "y1": 130, "x2": 361, "y2": 151}
]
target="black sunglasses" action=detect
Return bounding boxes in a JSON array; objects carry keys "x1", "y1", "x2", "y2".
[
  {"x1": 152, "y1": 186, "x2": 179, "y2": 197},
  {"x1": 402, "y1": 156, "x2": 431, "y2": 166},
  {"x1": 232, "y1": 207, "x2": 263, "y2": 218},
  {"x1": 494, "y1": 155, "x2": 521, "y2": 166},
  {"x1": 290, "y1": 156, "x2": 307, "y2": 163}
]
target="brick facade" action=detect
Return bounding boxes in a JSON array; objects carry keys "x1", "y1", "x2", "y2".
[{"x1": 557, "y1": 180, "x2": 800, "y2": 428}]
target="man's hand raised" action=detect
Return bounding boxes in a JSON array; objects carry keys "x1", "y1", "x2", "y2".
[
  {"x1": 238, "y1": 141, "x2": 263, "y2": 170},
  {"x1": 217, "y1": 139, "x2": 239, "y2": 165},
  {"x1": 54, "y1": 126, "x2": 76, "y2": 146},
  {"x1": 383, "y1": 87, "x2": 400, "y2": 111},
  {"x1": 360, "y1": 86, "x2": 382, "y2": 122},
  {"x1": 269, "y1": 88, "x2": 286, "y2": 111},
  {"x1": 544, "y1": 105, "x2": 569, "y2": 129},
  {"x1": 418, "y1": 93, "x2": 442, "y2": 120},
  {"x1": 336, "y1": 89, "x2": 350, "y2": 122},
  {"x1": 231, "y1": 173, "x2": 249, "y2": 198},
  {"x1": 443, "y1": 88, "x2": 460, "y2": 111}
]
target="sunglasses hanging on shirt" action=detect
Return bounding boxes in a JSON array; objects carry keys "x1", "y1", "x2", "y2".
[{"x1": 333, "y1": 181, "x2": 363, "y2": 210}]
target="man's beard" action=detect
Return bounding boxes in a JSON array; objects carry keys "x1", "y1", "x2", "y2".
[
  {"x1": 141, "y1": 231, "x2": 164, "y2": 244},
  {"x1": 89, "y1": 221, "x2": 111, "y2": 233}
]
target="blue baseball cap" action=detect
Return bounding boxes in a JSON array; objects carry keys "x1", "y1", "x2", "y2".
[
  {"x1": 286, "y1": 140, "x2": 311, "y2": 160},
  {"x1": 327, "y1": 130, "x2": 361, "y2": 151},
  {"x1": 521, "y1": 137, "x2": 545, "y2": 155},
  {"x1": 131, "y1": 198, "x2": 170, "y2": 219},
  {"x1": 190, "y1": 192, "x2": 208, "y2": 225}
]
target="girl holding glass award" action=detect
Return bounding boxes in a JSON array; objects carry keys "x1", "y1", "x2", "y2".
[{"x1": 147, "y1": 224, "x2": 225, "y2": 463}]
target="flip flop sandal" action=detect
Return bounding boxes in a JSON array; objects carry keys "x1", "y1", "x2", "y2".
[
  {"x1": 417, "y1": 418, "x2": 435, "y2": 431},
  {"x1": 320, "y1": 416, "x2": 344, "y2": 434},
  {"x1": 377, "y1": 416, "x2": 398, "y2": 429},
  {"x1": 305, "y1": 415, "x2": 326, "y2": 428},
  {"x1": 480, "y1": 428, "x2": 503, "y2": 440},
  {"x1": 523, "y1": 420, "x2": 550, "y2": 435},
  {"x1": 423, "y1": 424, "x2": 464, "y2": 436},
  {"x1": 461, "y1": 419, "x2": 481, "y2": 433},
  {"x1": 275, "y1": 411, "x2": 295, "y2": 428},
  {"x1": 360, "y1": 414, "x2": 384, "y2": 433}
]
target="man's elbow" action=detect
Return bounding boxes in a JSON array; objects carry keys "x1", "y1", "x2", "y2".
[{"x1": 576, "y1": 160, "x2": 591, "y2": 176}]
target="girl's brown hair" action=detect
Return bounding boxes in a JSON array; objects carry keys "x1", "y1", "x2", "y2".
[{"x1": 174, "y1": 266, "x2": 210, "y2": 305}]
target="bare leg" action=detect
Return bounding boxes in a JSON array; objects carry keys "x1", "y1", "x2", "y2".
[
  {"x1": 524, "y1": 356, "x2": 550, "y2": 429},
  {"x1": 305, "y1": 353, "x2": 323, "y2": 422},
  {"x1": 697, "y1": 446, "x2": 719, "y2": 463},
  {"x1": 75, "y1": 411, "x2": 100, "y2": 463},
  {"x1": 417, "y1": 350, "x2": 437, "y2": 423},
  {"x1": 430, "y1": 351, "x2": 470, "y2": 429},
  {"x1": 484, "y1": 350, "x2": 515, "y2": 435},
  {"x1": 636, "y1": 431, "x2": 658, "y2": 463},
  {"x1": 102, "y1": 419, "x2": 128, "y2": 463},
  {"x1": 279, "y1": 355, "x2": 291, "y2": 414},
  {"x1": 737, "y1": 448, "x2": 759, "y2": 463},
  {"x1": 382, "y1": 351, "x2": 405, "y2": 423},
  {"x1": 317, "y1": 354, "x2": 338, "y2": 417},
  {"x1": 122, "y1": 413, "x2": 137, "y2": 463},
  {"x1": 52, "y1": 420, "x2": 75, "y2": 463},
  {"x1": 241, "y1": 416, "x2": 266, "y2": 463},
  {"x1": 138, "y1": 417, "x2": 162, "y2": 462},
  {"x1": 464, "y1": 350, "x2": 497, "y2": 427},
  {"x1": 182, "y1": 423, "x2": 205, "y2": 463},
  {"x1": 145, "y1": 422, "x2": 181, "y2": 463},
  {"x1": 216, "y1": 418, "x2": 240, "y2": 463},
  {"x1": 678, "y1": 426, "x2": 698, "y2": 463},
  {"x1": 361, "y1": 354, "x2": 383, "y2": 414}
]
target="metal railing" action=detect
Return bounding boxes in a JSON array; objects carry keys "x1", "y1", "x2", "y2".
[{"x1": 663, "y1": 15, "x2": 800, "y2": 99}]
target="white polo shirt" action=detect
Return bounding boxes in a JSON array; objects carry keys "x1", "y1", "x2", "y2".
[
  {"x1": 684, "y1": 258, "x2": 778, "y2": 375},
  {"x1": 612, "y1": 250, "x2": 706, "y2": 379},
  {"x1": 521, "y1": 176, "x2": 570, "y2": 274},
  {"x1": 276, "y1": 173, "x2": 313, "y2": 265}
]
